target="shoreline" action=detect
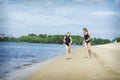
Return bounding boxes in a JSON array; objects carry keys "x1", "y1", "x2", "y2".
[
  {"x1": 4, "y1": 43, "x2": 120, "y2": 80},
  {"x1": 4, "y1": 55, "x2": 63, "y2": 80},
  {"x1": 0, "y1": 43, "x2": 81, "y2": 80}
]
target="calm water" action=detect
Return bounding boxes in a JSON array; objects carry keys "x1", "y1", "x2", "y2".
[{"x1": 0, "y1": 42, "x2": 80, "y2": 78}]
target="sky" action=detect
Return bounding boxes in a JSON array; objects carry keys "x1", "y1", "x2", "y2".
[{"x1": 0, "y1": 0, "x2": 120, "y2": 40}]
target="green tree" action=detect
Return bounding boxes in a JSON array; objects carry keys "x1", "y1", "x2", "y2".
[
  {"x1": 115, "y1": 37, "x2": 120, "y2": 42},
  {"x1": 0, "y1": 33, "x2": 112, "y2": 45}
]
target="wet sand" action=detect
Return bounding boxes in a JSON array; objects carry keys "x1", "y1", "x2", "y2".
[{"x1": 21, "y1": 43, "x2": 120, "y2": 80}]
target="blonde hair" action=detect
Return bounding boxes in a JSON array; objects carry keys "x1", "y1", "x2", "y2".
[{"x1": 83, "y1": 28, "x2": 88, "y2": 32}]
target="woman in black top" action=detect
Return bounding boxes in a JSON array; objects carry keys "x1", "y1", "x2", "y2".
[
  {"x1": 63, "y1": 32, "x2": 72, "y2": 58},
  {"x1": 83, "y1": 28, "x2": 92, "y2": 58}
]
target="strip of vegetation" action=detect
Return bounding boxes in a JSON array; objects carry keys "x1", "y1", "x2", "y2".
[{"x1": 0, "y1": 33, "x2": 113, "y2": 45}]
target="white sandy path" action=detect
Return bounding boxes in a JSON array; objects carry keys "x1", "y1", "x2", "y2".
[{"x1": 22, "y1": 43, "x2": 120, "y2": 80}]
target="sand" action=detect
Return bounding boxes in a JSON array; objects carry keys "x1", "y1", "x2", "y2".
[
  {"x1": 19, "y1": 43, "x2": 120, "y2": 80},
  {"x1": 94, "y1": 43, "x2": 120, "y2": 50}
]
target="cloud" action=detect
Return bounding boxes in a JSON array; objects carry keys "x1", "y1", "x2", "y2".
[
  {"x1": 1, "y1": 0, "x2": 110, "y2": 7},
  {"x1": 89, "y1": 11, "x2": 120, "y2": 18},
  {"x1": 73, "y1": 0, "x2": 109, "y2": 5},
  {"x1": 26, "y1": 0, "x2": 54, "y2": 7},
  {"x1": 1, "y1": 0, "x2": 119, "y2": 39},
  {"x1": 0, "y1": 16, "x2": 2, "y2": 19},
  {"x1": 4, "y1": 1, "x2": 92, "y2": 28},
  {"x1": 0, "y1": 0, "x2": 4, "y2": 4},
  {"x1": 114, "y1": 0, "x2": 120, "y2": 6}
]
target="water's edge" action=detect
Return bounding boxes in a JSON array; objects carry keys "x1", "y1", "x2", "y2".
[
  {"x1": 0, "y1": 42, "x2": 82, "y2": 80},
  {"x1": 5, "y1": 55, "x2": 63, "y2": 80}
]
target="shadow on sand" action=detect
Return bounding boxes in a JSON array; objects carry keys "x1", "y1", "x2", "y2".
[{"x1": 66, "y1": 57, "x2": 73, "y2": 60}]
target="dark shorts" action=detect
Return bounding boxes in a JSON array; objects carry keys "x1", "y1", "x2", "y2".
[
  {"x1": 65, "y1": 42, "x2": 70, "y2": 46},
  {"x1": 86, "y1": 41, "x2": 90, "y2": 43},
  {"x1": 85, "y1": 40, "x2": 90, "y2": 44}
]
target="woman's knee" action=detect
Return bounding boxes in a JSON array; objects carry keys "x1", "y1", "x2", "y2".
[{"x1": 65, "y1": 46, "x2": 68, "y2": 50}]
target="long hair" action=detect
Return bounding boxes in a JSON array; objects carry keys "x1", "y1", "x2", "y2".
[
  {"x1": 66, "y1": 32, "x2": 71, "y2": 36},
  {"x1": 83, "y1": 28, "x2": 88, "y2": 32}
]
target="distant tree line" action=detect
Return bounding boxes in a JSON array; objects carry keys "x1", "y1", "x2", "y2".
[
  {"x1": 0, "y1": 36, "x2": 17, "y2": 42},
  {"x1": 115, "y1": 37, "x2": 120, "y2": 43},
  {"x1": 0, "y1": 33, "x2": 112, "y2": 45}
]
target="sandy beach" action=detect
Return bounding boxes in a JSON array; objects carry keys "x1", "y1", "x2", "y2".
[{"x1": 18, "y1": 43, "x2": 120, "y2": 80}]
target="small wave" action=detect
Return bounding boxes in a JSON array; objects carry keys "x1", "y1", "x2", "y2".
[{"x1": 23, "y1": 63, "x2": 31, "y2": 66}]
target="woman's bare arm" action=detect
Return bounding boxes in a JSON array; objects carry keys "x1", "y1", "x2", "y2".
[
  {"x1": 86, "y1": 32, "x2": 92, "y2": 41},
  {"x1": 69, "y1": 37, "x2": 72, "y2": 45},
  {"x1": 63, "y1": 36, "x2": 66, "y2": 43}
]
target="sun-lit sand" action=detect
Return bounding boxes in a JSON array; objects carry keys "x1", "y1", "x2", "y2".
[
  {"x1": 94, "y1": 43, "x2": 120, "y2": 50},
  {"x1": 9, "y1": 43, "x2": 120, "y2": 80}
]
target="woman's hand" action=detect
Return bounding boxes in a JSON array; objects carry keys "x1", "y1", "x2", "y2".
[
  {"x1": 69, "y1": 43, "x2": 71, "y2": 46},
  {"x1": 63, "y1": 40, "x2": 66, "y2": 43},
  {"x1": 86, "y1": 38, "x2": 91, "y2": 42},
  {"x1": 85, "y1": 40, "x2": 88, "y2": 42}
]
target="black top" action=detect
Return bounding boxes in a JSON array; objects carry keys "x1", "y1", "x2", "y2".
[
  {"x1": 84, "y1": 32, "x2": 90, "y2": 43},
  {"x1": 65, "y1": 36, "x2": 71, "y2": 46}
]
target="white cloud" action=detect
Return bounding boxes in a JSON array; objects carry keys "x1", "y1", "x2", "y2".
[
  {"x1": 27, "y1": 0, "x2": 54, "y2": 7},
  {"x1": 1, "y1": 0, "x2": 119, "y2": 39},
  {"x1": 89, "y1": 11, "x2": 120, "y2": 18},
  {"x1": 74, "y1": 0, "x2": 109, "y2": 5},
  {"x1": 4, "y1": 2, "x2": 92, "y2": 28},
  {"x1": 0, "y1": 16, "x2": 2, "y2": 19},
  {"x1": 114, "y1": 0, "x2": 120, "y2": 6},
  {"x1": 52, "y1": 7, "x2": 75, "y2": 17}
]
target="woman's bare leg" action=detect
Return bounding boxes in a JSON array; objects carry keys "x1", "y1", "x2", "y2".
[
  {"x1": 65, "y1": 45, "x2": 69, "y2": 57},
  {"x1": 84, "y1": 42, "x2": 89, "y2": 58},
  {"x1": 87, "y1": 42, "x2": 91, "y2": 57},
  {"x1": 68, "y1": 45, "x2": 71, "y2": 53}
]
